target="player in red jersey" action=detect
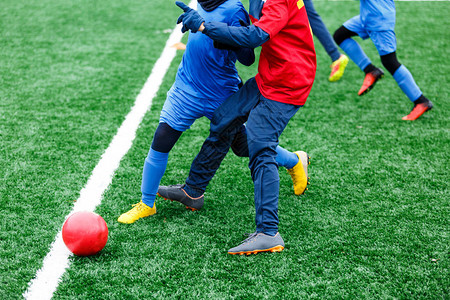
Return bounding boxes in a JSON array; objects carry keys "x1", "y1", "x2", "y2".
[{"x1": 160, "y1": 0, "x2": 316, "y2": 255}]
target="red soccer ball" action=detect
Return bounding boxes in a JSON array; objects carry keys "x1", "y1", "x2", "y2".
[{"x1": 62, "y1": 211, "x2": 108, "y2": 256}]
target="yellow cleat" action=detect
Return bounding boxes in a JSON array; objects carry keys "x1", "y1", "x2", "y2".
[
  {"x1": 287, "y1": 151, "x2": 309, "y2": 195},
  {"x1": 329, "y1": 54, "x2": 349, "y2": 82},
  {"x1": 118, "y1": 201, "x2": 156, "y2": 224}
]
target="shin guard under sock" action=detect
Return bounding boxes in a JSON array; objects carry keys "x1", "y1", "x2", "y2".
[
  {"x1": 393, "y1": 65, "x2": 422, "y2": 102},
  {"x1": 141, "y1": 149, "x2": 169, "y2": 207},
  {"x1": 339, "y1": 38, "x2": 371, "y2": 71}
]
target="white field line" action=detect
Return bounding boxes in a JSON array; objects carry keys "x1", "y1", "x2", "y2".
[{"x1": 23, "y1": 2, "x2": 196, "y2": 299}]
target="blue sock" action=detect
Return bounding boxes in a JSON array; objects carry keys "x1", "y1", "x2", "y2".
[
  {"x1": 276, "y1": 146, "x2": 298, "y2": 169},
  {"x1": 393, "y1": 65, "x2": 422, "y2": 102},
  {"x1": 141, "y1": 149, "x2": 169, "y2": 207},
  {"x1": 339, "y1": 38, "x2": 371, "y2": 71}
]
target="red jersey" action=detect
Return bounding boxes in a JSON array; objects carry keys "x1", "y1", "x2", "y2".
[{"x1": 252, "y1": 0, "x2": 316, "y2": 105}]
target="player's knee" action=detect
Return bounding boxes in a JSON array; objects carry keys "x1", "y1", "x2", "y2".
[
  {"x1": 231, "y1": 145, "x2": 248, "y2": 157},
  {"x1": 229, "y1": 125, "x2": 249, "y2": 157},
  {"x1": 209, "y1": 122, "x2": 222, "y2": 138},
  {"x1": 151, "y1": 122, "x2": 182, "y2": 153},
  {"x1": 333, "y1": 26, "x2": 355, "y2": 45},
  {"x1": 380, "y1": 52, "x2": 401, "y2": 75},
  {"x1": 248, "y1": 142, "x2": 278, "y2": 170}
]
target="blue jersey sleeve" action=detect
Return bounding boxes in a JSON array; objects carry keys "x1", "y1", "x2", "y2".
[
  {"x1": 203, "y1": 22, "x2": 269, "y2": 49},
  {"x1": 228, "y1": 6, "x2": 255, "y2": 66}
]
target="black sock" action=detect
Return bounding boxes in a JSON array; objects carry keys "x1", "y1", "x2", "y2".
[
  {"x1": 363, "y1": 64, "x2": 376, "y2": 74},
  {"x1": 413, "y1": 95, "x2": 428, "y2": 105}
]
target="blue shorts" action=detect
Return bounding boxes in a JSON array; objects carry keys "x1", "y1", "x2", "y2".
[
  {"x1": 159, "y1": 86, "x2": 225, "y2": 132},
  {"x1": 344, "y1": 15, "x2": 397, "y2": 56}
]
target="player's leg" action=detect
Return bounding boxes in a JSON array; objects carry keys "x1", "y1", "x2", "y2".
[
  {"x1": 334, "y1": 17, "x2": 384, "y2": 95},
  {"x1": 118, "y1": 123, "x2": 182, "y2": 224},
  {"x1": 140, "y1": 123, "x2": 182, "y2": 207},
  {"x1": 183, "y1": 78, "x2": 259, "y2": 196},
  {"x1": 303, "y1": 0, "x2": 348, "y2": 81},
  {"x1": 158, "y1": 77, "x2": 261, "y2": 209},
  {"x1": 304, "y1": 0, "x2": 341, "y2": 62},
  {"x1": 232, "y1": 125, "x2": 295, "y2": 167},
  {"x1": 230, "y1": 124, "x2": 249, "y2": 157},
  {"x1": 231, "y1": 125, "x2": 295, "y2": 167},
  {"x1": 378, "y1": 49, "x2": 433, "y2": 120},
  {"x1": 247, "y1": 98, "x2": 300, "y2": 237},
  {"x1": 231, "y1": 124, "x2": 310, "y2": 195},
  {"x1": 334, "y1": 19, "x2": 371, "y2": 71},
  {"x1": 157, "y1": 129, "x2": 239, "y2": 211},
  {"x1": 228, "y1": 97, "x2": 300, "y2": 255},
  {"x1": 118, "y1": 88, "x2": 198, "y2": 223}
]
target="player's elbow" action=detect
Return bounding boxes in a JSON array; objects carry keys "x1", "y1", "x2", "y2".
[
  {"x1": 239, "y1": 53, "x2": 255, "y2": 66},
  {"x1": 236, "y1": 48, "x2": 255, "y2": 66},
  {"x1": 244, "y1": 52, "x2": 255, "y2": 66}
]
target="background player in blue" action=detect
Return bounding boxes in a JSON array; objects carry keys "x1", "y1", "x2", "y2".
[
  {"x1": 304, "y1": 0, "x2": 349, "y2": 82},
  {"x1": 118, "y1": 0, "x2": 306, "y2": 224},
  {"x1": 333, "y1": 0, "x2": 433, "y2": 120}
]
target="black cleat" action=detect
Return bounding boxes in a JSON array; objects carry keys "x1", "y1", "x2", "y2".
[{"x1": 157, "y1": 184, "x2": 204, "y2": 211}]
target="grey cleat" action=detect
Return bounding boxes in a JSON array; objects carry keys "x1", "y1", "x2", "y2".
[
  {"x1": 157, "y1": 184, "x2": 204, "y2": 211},
  {"x1": 228, "y1": 232, "x2": 285, "y2": 255}
]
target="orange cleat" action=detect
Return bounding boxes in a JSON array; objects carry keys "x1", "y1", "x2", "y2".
[
  {"x1": 402, "y1": 100, "x2": 433, "y2": 121},
  {"x1": 358, "y1": 68, "x2": 384, "y2": 96}
]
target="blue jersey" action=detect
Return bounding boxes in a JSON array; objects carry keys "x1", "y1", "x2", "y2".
[
  {"x1": 173, "y1": 0, "x2": 250, "y2": 101},
  {"x1": 360, "y1": 0, "x2": 395, "y2": 31}
]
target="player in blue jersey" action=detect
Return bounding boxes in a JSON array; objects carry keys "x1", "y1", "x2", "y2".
[
  {"x1": 118, "y1": 0, "x2": 308, "y2": 224},
  {"x1": 333, "y1": 0, "x2": 433, "y2": 120}
]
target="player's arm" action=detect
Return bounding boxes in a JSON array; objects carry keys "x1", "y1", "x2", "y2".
[
  {"x1": 202, "y1": 22, "x2": 269, "y2": 49},
  {"x1": 248, "y1": 0, "x2": 265, "y2": 20},
  {"x1": 202, "y1": 0, "x2": 290, "y2": 47},
  {"x1": 214, "y1": 18, "x2": 255, "y2": 66},
  {"x1": 213, "y1": 40, "x2": 254, "y2": 66},
  {"x1": 176, "y1": 0, "x2": 289, "y2": 48},
  {"x1": 176, "y1": 1, "x2": 269, "y2": 49},
  {"x1": 235, "y1": 47, "x2": 255, "y2": 66}
]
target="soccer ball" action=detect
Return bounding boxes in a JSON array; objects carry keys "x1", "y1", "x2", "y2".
[{"x1": 62, "y1": 211, "x2": 108, "y2": 256}]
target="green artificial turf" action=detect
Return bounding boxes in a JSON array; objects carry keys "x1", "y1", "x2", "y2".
[
  {"x1": 1, "y1": 0, "x2": 448, "y2": 299},
  {"x1": 0, "y1": 0, "x2": 180, "y2": 297}
]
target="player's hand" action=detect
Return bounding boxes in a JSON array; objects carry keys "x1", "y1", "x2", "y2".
[{"x1": 175, "y1": 1, "x2": 205, "y2": 33}]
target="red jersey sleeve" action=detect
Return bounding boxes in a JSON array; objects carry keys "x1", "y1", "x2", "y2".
[{"x1": 253, "y1": 0, "x2": 289, "y2": 38}]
